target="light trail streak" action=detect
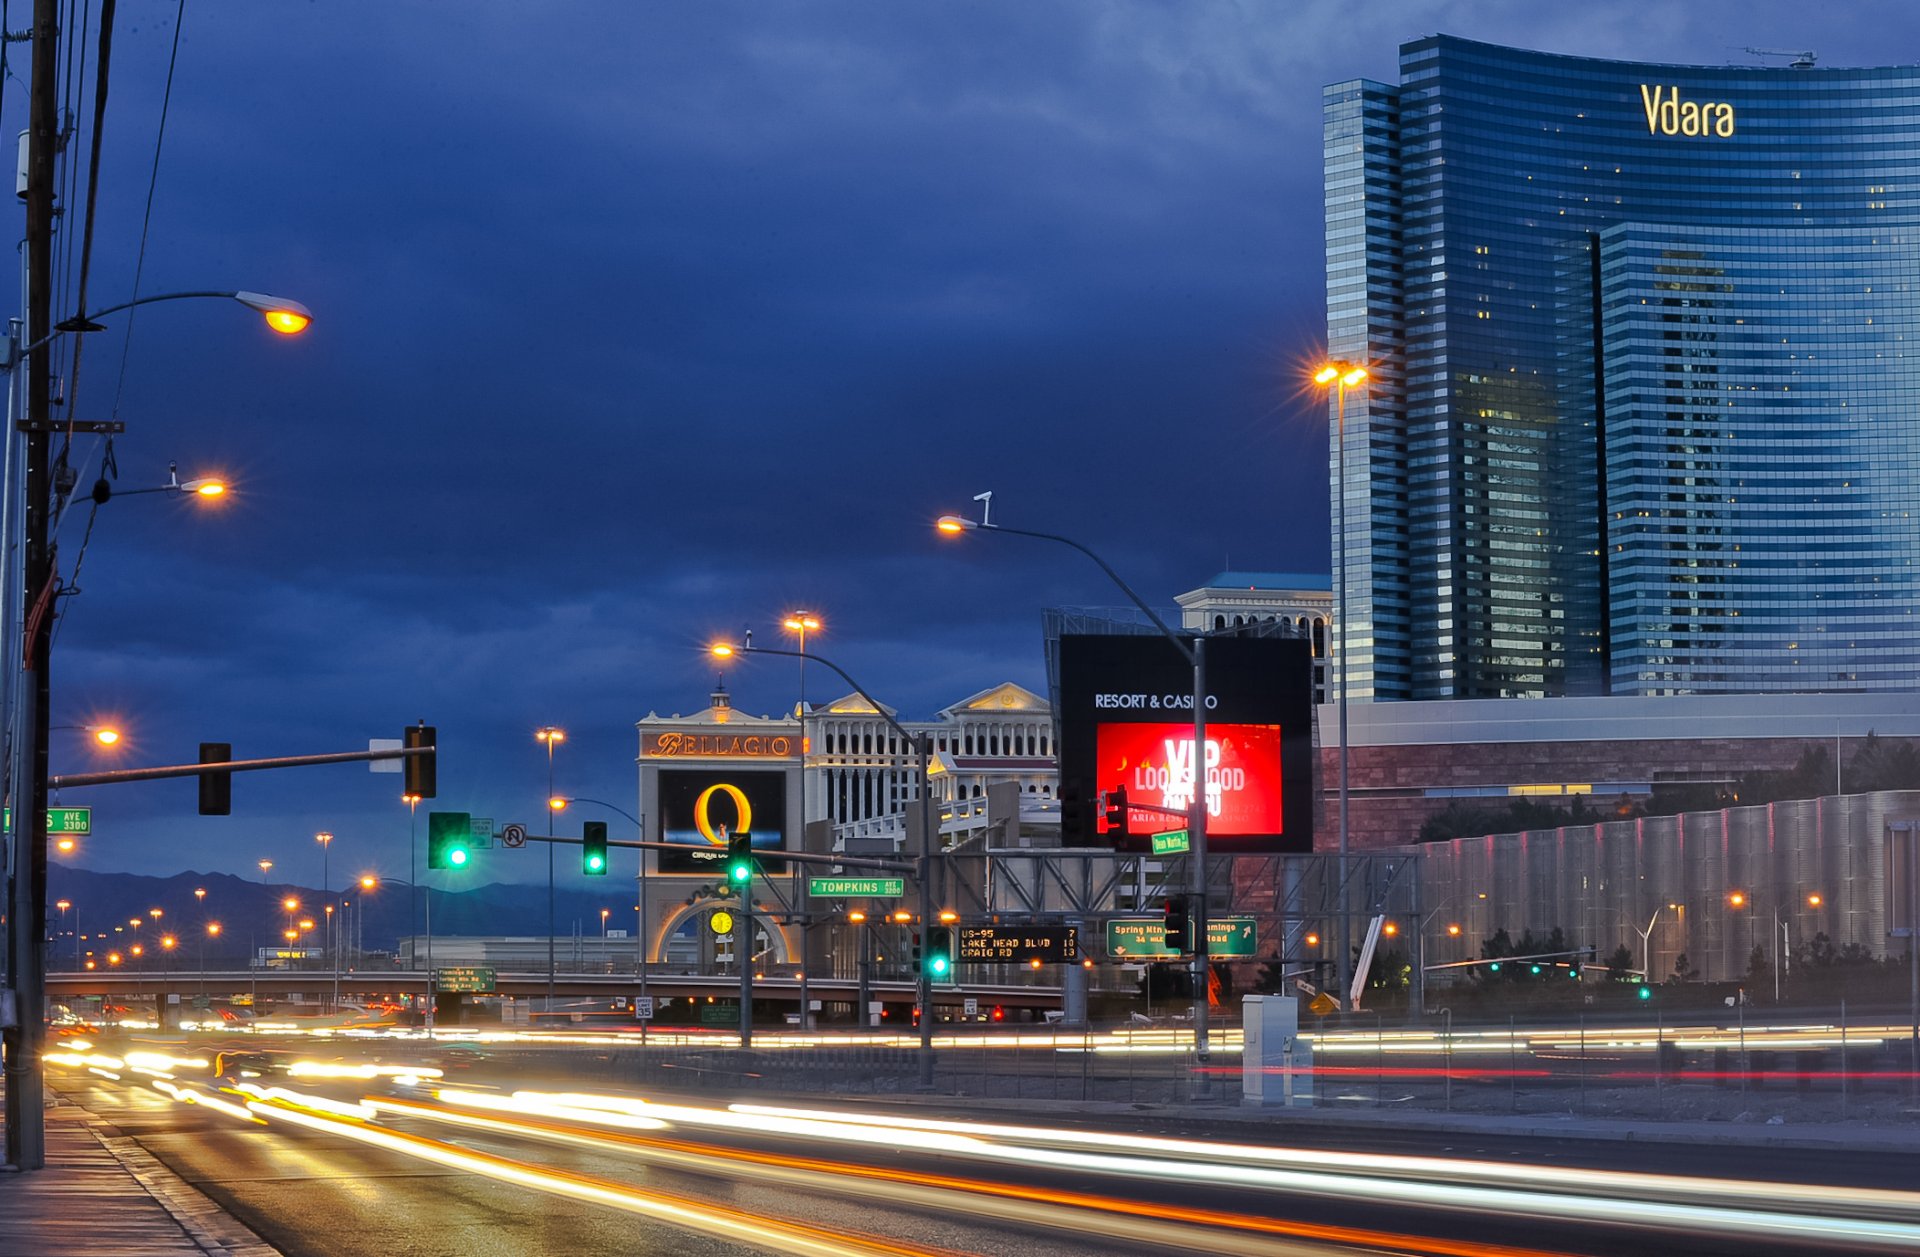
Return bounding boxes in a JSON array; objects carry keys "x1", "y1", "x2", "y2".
[
  {"x1": 286, "y1": 1060, "x2": 444, "y2": 1081},
  {"x1": 710, "y1": 1105, "x2": 1920, "y2": 1251},
  {"x1": 376, "y1": 1094, "x2": 1545, "y2": 1257},
  {"x1": 733, "y1": 1102, "x2": 1920, "y2": 1225},
  {"x1": 245, "y1": 1095, "x2": 972, "y2": 1257}
]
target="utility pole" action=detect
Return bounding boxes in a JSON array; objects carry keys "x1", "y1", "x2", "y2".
[{"x1": 5, "y1": 0, "x2": 59, "y2": 1171}]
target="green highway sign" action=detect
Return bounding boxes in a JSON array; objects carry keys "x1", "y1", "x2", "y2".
[
  {"x1": 48, "y1": 807, "x2": 90, "y2": 834},
  {"x1": 808, "y1": 877, "x2": 905, "y2": 898},
  {"x1": 4, "y1": 806, "x2": 92, "y2": 835},
  {"x1": 432, "y1": 966, "x2": 496, "y2": 993},
  {"x1": 1106, "y1": 915, "x2": 1257, "y2": 959},
  {"x1": 1149, "y1": 828, "x2": 1190, "y2": 855}
]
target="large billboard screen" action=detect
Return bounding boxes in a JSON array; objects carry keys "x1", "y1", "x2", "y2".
[
  {"x1": 1094, "y1": 721, "x2": 1286, "y2": 838},
  {"x1": 1058, "y1": 634, "x2": 1312, "y2": 852},
  {"x1": 656, "y1": 768, "x2": 787, "y2": 874}
]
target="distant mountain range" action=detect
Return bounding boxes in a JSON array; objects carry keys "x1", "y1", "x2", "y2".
[{"x1": 46, "y1": 867, "x2": 646, "y2": 964}]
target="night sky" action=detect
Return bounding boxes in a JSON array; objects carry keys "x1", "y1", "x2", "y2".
[{"x1": 28, "y1": 2, "x2": 1891, "y2": 886}]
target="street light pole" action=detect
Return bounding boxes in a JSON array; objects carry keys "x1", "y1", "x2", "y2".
[
  {"x1": 935, "y1": 510, "x2": 1216, "y2": 1078},
  {"x1": 537, "y1": 728, "x2": 565, "y2": 1007},
  {"x1": 783, "y1": 612, "x2": 821, "y2": 1030},
  {"x1": 361, "y1": 874, "x2": 431, "y2": 1027},
  {"x1": 1315, "y1": 362, "x2": 1369, "y2": 1008},
  {"x1": 315, "y1": 832, "x2": 333, "y2": 1005},
  {"x1": 713, "y1": 640, "x2": 939, "y2": 1086}
]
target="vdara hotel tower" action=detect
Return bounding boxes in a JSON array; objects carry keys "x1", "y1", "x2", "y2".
[{"x1": 1325, "y1": 37, "x2": 1920, "y2": 701}]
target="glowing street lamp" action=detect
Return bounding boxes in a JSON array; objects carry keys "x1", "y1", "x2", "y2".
[
  {"x1": 316, "y1": 831, "x2": 334, "y2": 993},
  {"x1": 933, "y1": 498, "x2": 1228, "y2": 1063},
  {"x1": 359, "y1": 873, "x2": 439, "y2": 999},
  {"x1": 536, "y1": 726, "x2": 566, "y2": 1005},
  {"x1": 90, "y1": 462, "x2": 231, "y2": 506},
  {"x1": 54, "y1": 899, "x2": 73, "y2": 969},
  {"x1": 1313, "y1": 358, "x2": 1371, "y2": 1007},
  {"x1": 781, "y1": 610, "x2": 826, "y2": 1028},
  {"x1": 6, "y1": 283, "x2": 313, "y2": 1170},
  {"x1": 713, "y1": 636, "x2": 932, "y2": 1068}
]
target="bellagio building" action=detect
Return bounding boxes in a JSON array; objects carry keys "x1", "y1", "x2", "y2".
[{"x1": 1325, "y1": 37, "x2": 1920, "y2": 703}]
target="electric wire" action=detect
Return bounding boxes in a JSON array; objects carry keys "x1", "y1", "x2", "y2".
[
  {"x1": 49, "y1": 0, "x2": 86, "y2": 407},
  {"x1": 61, "y1": 0, "x2": 113, "y2": 462},
  {"x1": 57, "y1": 0, "x2": 182, "y2": 637},
  {"x1": 107, "y1": 0, "x2": 183, "y2": 422}
]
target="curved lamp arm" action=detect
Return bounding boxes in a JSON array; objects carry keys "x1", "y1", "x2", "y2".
[{"x1": 8, "y1": 288, "x2": 312, "y2": 367}]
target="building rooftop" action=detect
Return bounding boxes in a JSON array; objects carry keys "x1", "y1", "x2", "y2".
[{"x1": 1194, "y1": 570, "x2": 1331, "y2": 592}]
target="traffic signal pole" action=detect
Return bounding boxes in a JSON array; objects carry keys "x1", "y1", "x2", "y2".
[
  {"x1": 712, "y1": 641, "x2": 939, "y2": 1087},
  {"x1": 738, "y1": 850, "x2": 753, "y2": 1050},
  {"x1": 916, "y1": 731, "x2": 934, "y2": 1088},
  {"x1": 1190, "y1": 638, "x2": 1211, "y2": 1084}
]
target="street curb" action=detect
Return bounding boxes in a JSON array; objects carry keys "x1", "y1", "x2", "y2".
[{"x1": 70, "y1": 1105, "x2": 281, "y2": 1257}]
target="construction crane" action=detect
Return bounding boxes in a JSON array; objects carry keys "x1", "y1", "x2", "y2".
[{"x1": 1744, "y1": 47, "x2": 1818, "y2": 69}]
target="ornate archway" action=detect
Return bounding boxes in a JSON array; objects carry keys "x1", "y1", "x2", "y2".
[{"x1": 648, "y1": 899, "x2": 795, "y2": 965}]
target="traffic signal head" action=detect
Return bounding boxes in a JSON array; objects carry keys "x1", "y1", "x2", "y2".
[
  {"x1": 198, "y1": 743, "x2": 232, "y2": 815},
  {"x1": 1637, "y1": 984, "x2": 1654, "y2": 1000},
  {"x1": 1163, "y1": 895, "x2": 1190, "y2": 952},
  {"x1": 582, "y1": 820, "x2": 608, "y2": 875},
  {"x1": 403, "y1": 723, "x2": 437, "y2": 799},
  {"x1": 925, "y1": 926, "x2": 953, "y2": 979},
  {"x1": 726, "y1": 830, "x2": 752, "y2": 883},
  {"x1": 1101, "y1": 786, "x2": 1130, "y2": 836},
  {"x1": 427, "y1": 811, "x2": 473, "y2": 870}
]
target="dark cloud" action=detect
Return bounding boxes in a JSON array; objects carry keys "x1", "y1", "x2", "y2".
[{"x1": 29, "y1": 2, "x2": 1868, "y2": 881}]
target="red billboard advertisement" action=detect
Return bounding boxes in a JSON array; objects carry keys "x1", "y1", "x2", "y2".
[{"x1": 1093, "y1": 722, "x2": 1285, "y2": 838}]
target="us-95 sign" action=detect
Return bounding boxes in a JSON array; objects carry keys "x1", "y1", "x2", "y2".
[{"x1": 956, "y1": 925, "x2": 1078, "y2": 965}]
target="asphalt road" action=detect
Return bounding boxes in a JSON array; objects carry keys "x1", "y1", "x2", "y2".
[{"x1": 46, "y1": 1037, "x2": 1920, "y2": 1257}]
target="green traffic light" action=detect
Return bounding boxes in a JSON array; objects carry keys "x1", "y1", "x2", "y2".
[
  {"x1": 1638, "y1": 985, "x2": 1653, "y2": 1000},
  {"x1": 449, "y1": 848, "x2": 468, "y2": 867},
  {"x1": 587, "y1": 854, "x2": 605, "y2": 871},
  {"x1": 729, "y1": 861, "x2": 750, "y2": 883},
  {"x1": 1529, "y1": 964, "x2": 1542, "y2": 975},
  {"x1": 929, "y1": 955, "x2": 950, "y2": 978}
]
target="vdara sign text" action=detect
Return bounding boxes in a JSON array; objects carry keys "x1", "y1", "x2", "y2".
[{"x1": 1640, "y1": 85, "x2": 1734, "y2": 137}]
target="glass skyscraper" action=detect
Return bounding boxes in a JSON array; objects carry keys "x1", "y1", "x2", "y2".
[{"x1": 1325, "y1": 37, "x2": 1920, "y2": 700}]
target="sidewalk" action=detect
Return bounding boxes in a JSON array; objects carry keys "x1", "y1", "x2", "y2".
[{"x1": 0, "y1": 1099, "x2": 278, "y2": 1257}]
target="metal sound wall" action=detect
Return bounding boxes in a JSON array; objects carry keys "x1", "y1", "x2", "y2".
[{"x1": 1419, "y1": 790, "x2": 1920, "y2": 982}]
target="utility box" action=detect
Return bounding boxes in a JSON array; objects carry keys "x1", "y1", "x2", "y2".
[{"x1": 1242, "y1": 994, "x2": 1311, "y2": 1106}]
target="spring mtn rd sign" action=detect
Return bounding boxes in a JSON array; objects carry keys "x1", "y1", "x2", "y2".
[{"x1": 1106, "y1": 916, "x2": 1257, "y2": 958}]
